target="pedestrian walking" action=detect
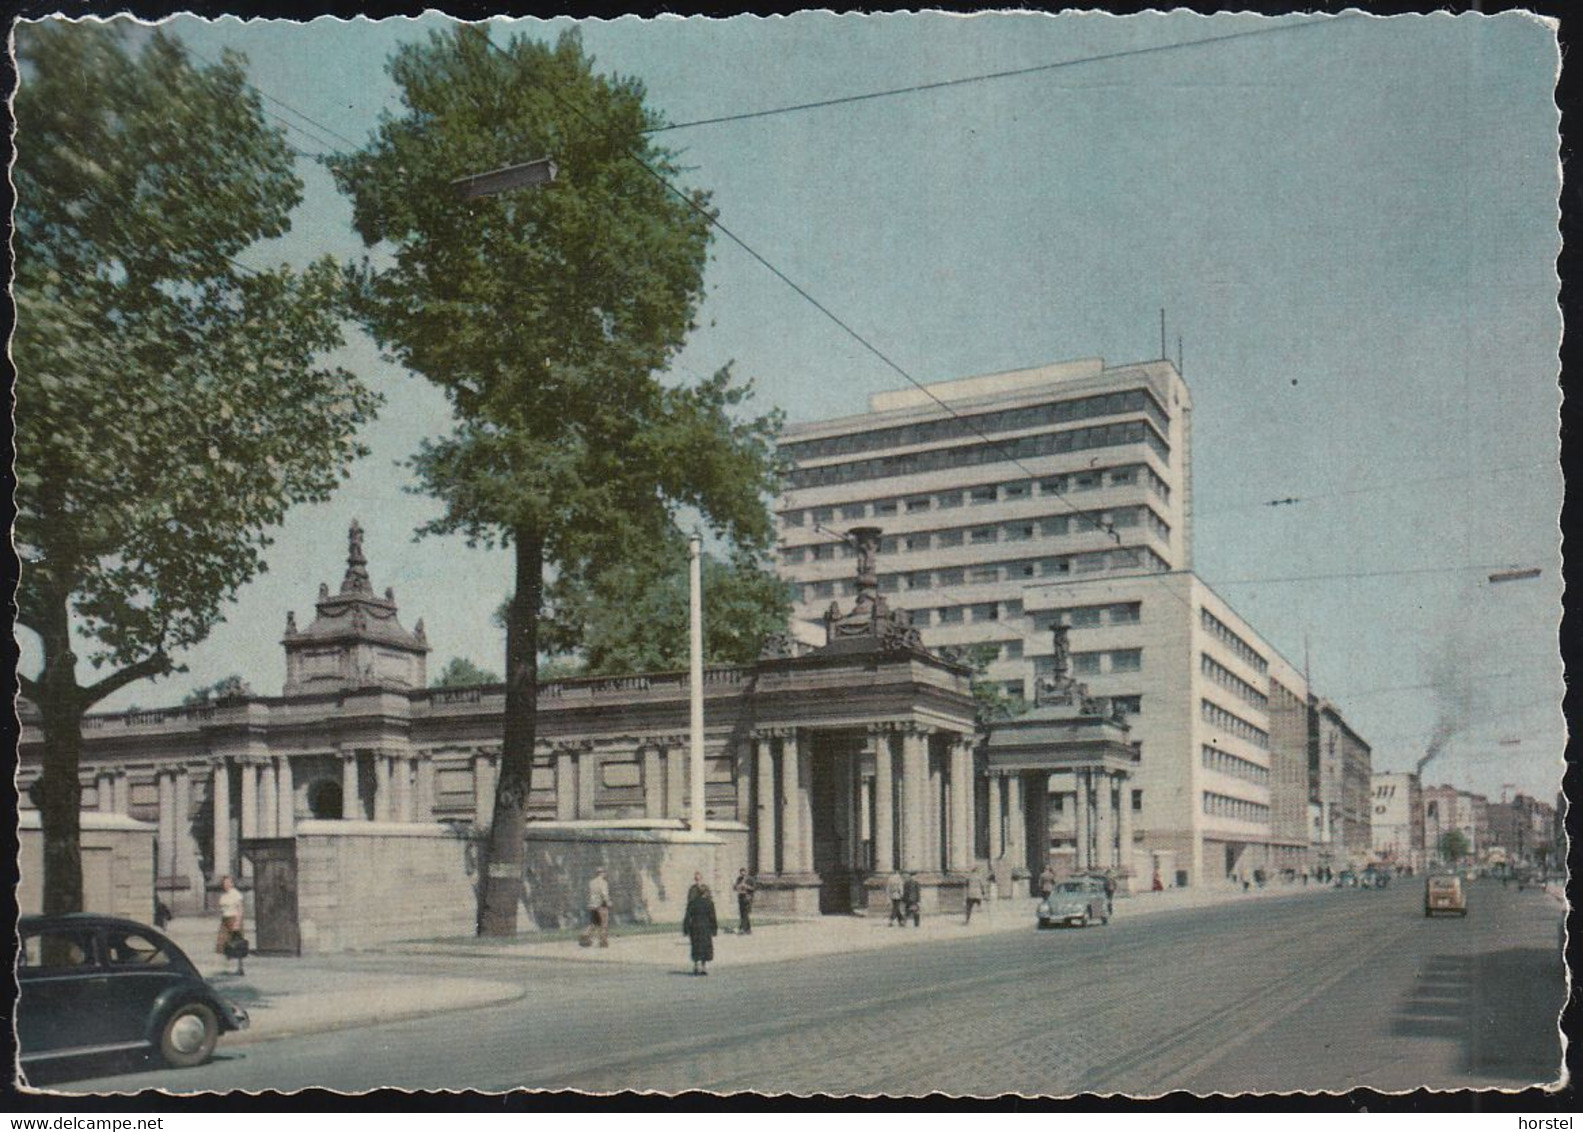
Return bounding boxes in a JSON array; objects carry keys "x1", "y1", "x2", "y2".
[
  {"x1": 215, "y1": 875, "x2": 246, "y2": 975},
  {"x1": 886, "y1": 869, "x2": 906, "y2": 926},
  {"x1": 580, "y1": 866, "x2": 611, "y2": 948},
  {"x1": 682, "y1": 882, "x2": 718, "y2": 975},
  {"x1": 963, "y1": 867, "x2": 987, "y2": 924},
  {"x1": 1100, "y1": 870, "x2": 1117, "y2": 917},
  {"x1": 733, "y1": 868, "x2": 755, "y2": 935},
  {"x1": 903, "y1": 872, "x2": 922, "y2": 927},
  {"x1": 1151, "y1": 870, "x2": 1164, "y2": 892},
  {"x1": 1039, "y1": 865, "x2": 1057, "y2": 900}
]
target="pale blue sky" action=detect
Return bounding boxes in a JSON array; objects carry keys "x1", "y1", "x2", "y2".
[{"x1": 24, "y1": 11, "x2": 1562, "y2": 802}]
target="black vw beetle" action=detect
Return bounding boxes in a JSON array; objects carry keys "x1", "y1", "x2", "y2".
[{"x1": 18, "y1": 913, "x2": 249, "y2": 1070}]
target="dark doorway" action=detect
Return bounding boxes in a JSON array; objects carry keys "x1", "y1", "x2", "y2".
[
  {"x1": 810, "y1": 737, "x2": 854, "y2": 914},
  {"x1": 239, "y1": 838, "x2": 300, "y2": 956},
  {"x1": 308, "y1": 779, "x2": 343, "y2": 820}
]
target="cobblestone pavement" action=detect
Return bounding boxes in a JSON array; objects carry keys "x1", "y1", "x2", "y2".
[{"x1": 61, "y1": 879, "x2": 1565, "y2": 1098}]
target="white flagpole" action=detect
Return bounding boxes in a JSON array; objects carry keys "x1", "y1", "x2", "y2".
[{"x1": 689, "y1": 533, "x2": 706, "y2": 833}]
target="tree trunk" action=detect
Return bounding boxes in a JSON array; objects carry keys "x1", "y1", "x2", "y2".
[
  {"x1": 35, "y1": 591, "x2": 85, "y2": 917},
  {"x1": 478, "y1": 526, "x2": 544, "y2": 937}
]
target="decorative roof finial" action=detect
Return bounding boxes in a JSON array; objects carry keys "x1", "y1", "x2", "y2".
[
  {"x1": 285, "y1": 611, "x2": 298, "y2": 635},
  {"x1": 341, "y1": 519, "x2": 372, "y2": 595},
  {"x1": 414, "y1": 618, "x2": 427, "y2": 642}
]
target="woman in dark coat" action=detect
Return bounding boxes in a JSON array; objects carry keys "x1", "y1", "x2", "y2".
[{"x1": 682, "y1": 884, "x2": 719, "y2": 976}]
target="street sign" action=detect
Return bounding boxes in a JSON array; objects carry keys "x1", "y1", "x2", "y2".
[{"x1": 452, "y1": 157, "x2": 558, "y2": 200}]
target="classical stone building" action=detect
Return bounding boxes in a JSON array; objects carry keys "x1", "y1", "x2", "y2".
[{"x1": 22, "y1": 523, "x2": 1140, "y2": 949}]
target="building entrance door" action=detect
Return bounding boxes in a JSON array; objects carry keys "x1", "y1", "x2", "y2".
[
  {"x1": 810, "y1": 735, "x2": 858, "y2": 914},
  {"x1": 240, "y1": 838, "x2": 300, "y2": 956}
]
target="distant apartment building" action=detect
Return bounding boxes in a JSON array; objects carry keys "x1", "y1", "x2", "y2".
[
  {"x1": 1487, "y1": 792, "x2": 1557, "y2": 869},
  {"x1": 1423, "y1": 784, "x2": 1487, "y2": 864},
  {"x1": 775, "y1": 354, "x2": 1370, "y2": 888},
  {"x1": 1310, "y1": 700, "x2": 1373, "y2": 868},
  {"x1": 1371, "y1": 771, "x2": 1425, "y2": 870}
]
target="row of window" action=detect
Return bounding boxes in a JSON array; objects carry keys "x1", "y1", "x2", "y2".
[
  {"x1": 1202, "y1": 791, "x2": 1271, "y2": 823},
  {"x1": 1199, "y1": 608, "x2": 1269, "y2": 675},
  {"x1": 1035, "y1": 649, "x2": 1143, "y2": 676},
  {"x1": 1201, "y1": 744, "x2": 1271, "y2": 786},
  {"x1": 781, "y1": 505, "x2": 1170, "y2": 564},
  {"x1": 1200, "y1": 698, "x2": 1270, "y2": 750},
  {"x1": 781, "y1": 386, "x2": 1171, "y2": 463},
  {"x1": 1200, "y1": 653, "x2": 1269, "y2": 709},
  {"x1": 1032, "y1": 602, "x2": 1144, "y2": 630},
  {"x1": 786, "y1": 420, "x2": 1171, "y2": 490},
  {"x1": 795, "y1": 546, "x2": 1169, "y2": 603},
  {"x1": 780, "y1": 463, "x2": 1170, "y2": 529}
]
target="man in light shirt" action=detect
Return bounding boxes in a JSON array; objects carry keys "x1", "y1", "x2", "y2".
[{"x1": 580, "y1": 866, "x2": 611, "y2": 948}]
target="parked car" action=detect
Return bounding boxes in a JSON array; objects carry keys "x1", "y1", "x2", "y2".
[
  {"x1": 18, "y1": 914, "x2": 249, "y2": 1070},
  {"x1": 1037, "y1": 878, "x2": 1110, "y2": 928},
  {"x1": 1424, "y1": 874, "x2": 1468, "y2": 918}
]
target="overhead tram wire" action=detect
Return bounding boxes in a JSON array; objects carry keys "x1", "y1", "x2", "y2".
[
  {"x1": 181, "y1": 43, "x2": 370, "y2": 157},
  {"x1": 1193, "y1": 460, "x2": 1555, "y2": 518},
  {"x1": 645, "y1": 13, "x2": 1364, "y2": 134}
]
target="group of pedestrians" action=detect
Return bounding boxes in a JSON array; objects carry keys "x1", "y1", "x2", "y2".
[{"x1": 579, "y1": 865, "x2": 758, "y2": 976}]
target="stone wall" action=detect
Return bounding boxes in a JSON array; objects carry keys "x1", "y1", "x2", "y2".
[
  {"x1": 18, "y1": 812, "x2": 156, "y2": 922},
  {"x1": 521, "y1": 820, "x2": 748, "y2": 930},
  {"x1": 293, "y1": 820, "x2": 479, "y2": 953}
]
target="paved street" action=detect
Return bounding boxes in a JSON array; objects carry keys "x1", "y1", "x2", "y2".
[{"x1": 58, "y1": 880, "x2": 1565, "y2": 1097}]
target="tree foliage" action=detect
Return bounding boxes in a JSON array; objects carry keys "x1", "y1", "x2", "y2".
[
  {"x1": 328, "y1": 27, "x2": 783, "y2": 935},
  {"x1": 940, "y1": 642, "x2": 1028, "y2": 730},
  {"x1": 431, "y1": 656, "x2": 502, "y2": 688},
  {"x1": 543, "y1": 535, "x2": 792, "y2": 676},
  {"x1": 13, "y1": 20, "x2": 380, "y2": 915},
  {"x1": 183, "y1": 675, "x2": 253, "y2": 705},
  {"x1": 1438, "y1": 829, "x2": 1471, "y2": 864}
]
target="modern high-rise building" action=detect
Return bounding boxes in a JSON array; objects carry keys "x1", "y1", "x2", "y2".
[
  {"x1": 774, "y1": 354, "x2": 1369, "y2": 887},
  {"x1": 777, "y1": 356, "x2": 1192, "y2": 699}
]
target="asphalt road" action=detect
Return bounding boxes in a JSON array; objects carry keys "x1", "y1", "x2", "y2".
[{"x1": 61, "y1": 879, "x2": 1567, "y2": 1097}]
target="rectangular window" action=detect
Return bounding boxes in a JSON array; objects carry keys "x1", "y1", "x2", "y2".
[
  {"x1": 936, "y1": 491, "x2": 963, "y2": 509},
  {"x1": 1073, "y1": 653, "x2": 1101, "y2": 674},
  {"x1": 812, "y1": 544, "x2": 835, "y2": 561},
  {"x1": 1005, "y1": 523, "x2": 1034, "y2": 542},
  {"x1": 1002, "y1": 679, "x2": 1025, "y2": 699},
  {"x1": 938, "y1": 607, "x2": 964, "y2": 625},
  {"x1": 879, "y1": 575, "x2": 900, "y2": 593},
  {"x1": 1003, "y1": 599, "x2": 1022, "y2": 617},
  {"x1": 1043, "y1": 558, "x2": 1071, "y2": 576},
  {"x1": 904, "y1": 534, "x2": 930, "y2": 552},
  {"x1": 1113, "y1": 695, "x2": 1142, "y2": 715},
  {"x1": 1004, "y1": 640, "x2": 1023, "y2": 660},
  {"x1": 1040, "y1": 476, "x2": 1068, "y2": 495},
  {"x1": 1109, "y1": 603, "x2": 1141, "y2": 624},
  {"x1": 971, "y1": 527, "x2": 998, "y2": 544},
  {"x1": 912, "y1": 609, "x2": 932, "y2": 627},
  {"x1": 1110, "y1": 507, "x2": 1140, "y2": 528},
  {"x1": 969, "y1": 566, "x2": 999, "y2": 584},
  {"x1": 970, "y1": 486, "x2": 998, "y2": 504},
  {"x1": 874, "y1": 499, "x2": 898, "y2": 517},
  {"x1": 1018, "y1": 562, "x2": 1037, "y2": 578},
  {"x1": 880, "y1": 537, "x2": 898, "y2": 554},
  {"x1": 1004, "y1": 481, "x2": 1031, "y2": 500},
  {"x1": 908, "y1": 572, "x2": 933, "y2": 591},
  {"x1": 783, "y1": 511, "x2": 805, "y2": 527},
  {"x1": 1110, "y1": 649, "x2": 1142, "y2": 673},
  {"x1": 812, "y1": 507, "x2": 834, "y2": 523},
  {"x1": 1111, "y1": 468, "x2": 1137, "y2": 486},
  {"x1": 938, "y1": 567, "x2": 965, "y2": 586},
  {"x1": 905, "y1": 497, "x2": 931, "y2": 513},
  {"x1": 812, "y1": 581, "x2": 835, "y2": 598},
  {"x1": 1074, "y1": 473, "x2": 1102, "y2": 490},
  {"x1": 1131, "y1": 789, "x2": 1143, "y2": 813},
  {"x1": 840, "y1": 504, "x2": 867, "y2": 521},
  {"x1": 936, "y1": 530, "x2": 964, "y2": 548},
  {"x1": 1074, "y1": 553, "x2": 1105, "y2": 573},
  {"x1": 970, "y1": 603, "x2": 999, "y2": 622},
  {"x1": 1041, "y1": 516, "x2": 1070, "y2": 537},
  {"x1": 782, "y1": 547, "x2": 806, "y2": 565}
]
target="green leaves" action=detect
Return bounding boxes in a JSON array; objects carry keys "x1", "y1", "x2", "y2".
[
  {"x1": 14, "y1": 20, "x2": 381, "y2": 691},
  {"x1": 431, "y1": 656, "x2": 503, "y2": 688}
]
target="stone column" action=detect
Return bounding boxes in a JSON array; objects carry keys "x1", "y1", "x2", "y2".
[
  {"x1": 240, "y1": 760, "x2": 259, "y2": 839},
  {"x1": 1093, "y1": 770, "x2": 1113, "y2": 870},
  {"x1": 576, "y1": 748, "x2": 598, "y2": 819},
  {"x1": 900, "y1": 727, "x2": 929, "y2": 872},
  {"x1": 926, "y1": 741, "x2": 943, "y2": 872},
  {"x1": 735, "y1": 748, "x2": 752, "y2": 827},
  {"x1": 950, "y1": 738, "x2": 974, "y2": 871},
  {"x1": 373, "y1": 754, "x2": 391, "y2": 822},
  {"x1": 391, "y1": 755, "x2": 412, "y2": 823},
  {"x1": 1117, "y1": 774, "x2": 1135, "y2": 874},
  {"x1": 1073, "y1": 770, "x2": 1090, "y2": 871},
  {"x1": 212, "y1": 762, "x2": 233, "y2": 883},
  {"x1": 415, "y1": 757, "x2": 435, "y2": 822},
  {"x1": 478, "y1": 752, "x2": 503, "y2": 824},
  {"x1": 277, "y1": 756, "x2": 296, "y2": 837},
  {"x1": 341, "y1": 751, "x2": 362, "y2": 821},
  {"x1": 755, "y1": 735, "x2": 775, "y2": 874},
  {"x1": 112, "y1": 771, "x2": 130, "y2": 816},
  {"x1": 260, "y1": 760, "x2": 279, "y2": 838},
  {"x1": 665, "y1": 744, "x2": 687, "y2": 822},
  {"x1": 157, "y1": 770, "x2": 176, "y2": 882},
  {"x1": 1005, "y1": 771, "x2": 1025, "y2": 883},
  {"x1": 873, "y1": 732, "x2": 895, "y2": 874},
  {"x1": 643, "y1": 746, "x2": 665, "y2": 818},
  {"x1": 797, "y1": 735, "x2": 815, "y2": 873},
  {"x1": 96, "y1": 772, "x2": 114, "y2": 814},
  {"x1": 780, "y1": 731, "x2": 804, "y2": 874},
  {"x1": 554, "y1": 749, "x2": 576, "y2": 821},
  {"x1": 175, "y1": 767, "x2": 198, "y2": 891}
]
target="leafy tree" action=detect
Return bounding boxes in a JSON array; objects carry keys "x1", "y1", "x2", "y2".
[
  {"x1": 1438, "y1": 829, "x2": 1471, "y2": 865},
  {"x1": 328, "y1": 27, "x2": 782, "y2": 935},
  {"x1": 432, "y1": 656, "x2": 502, "y2": 688},
  {"x1": 183, "y1": 675, "x2": 253, "y2": 705},
  {"x1": 940, "y1": 642, "x2": 1028, "y2": 731},
  {"x1": 543, "y1": 534, "x2": 791, "y2": 676},
  {"x1": 13, "y1": 21, "x2": 379, "y2": 916}
]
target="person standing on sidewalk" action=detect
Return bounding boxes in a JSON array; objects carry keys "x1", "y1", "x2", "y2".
[
  {"x1": 733, "y1": 868, "x2": 755, "y2": 935},
  {"x1": 216, "y1": 875, "x2": 245, "y2": 976},
  {"x1": 581, "y1": 866, "x2": 611, "y2": 948},
  {"x1": 1100, "y1": 870, "x2": 1117, "y2": 917},
  {"x1": 1039, "y1": 864, "x2": 1057, "y2": 900},
  {"x1": 903, "y1": 872, "x2": 922, "y2": 927},
  {"x1": 886, "y1": 870, "x2": 906, "y2": 926},
  {"x1": 963, "y1": 867, "x2": 987, "y2": 924},
  {"x1": 683, "y1": 883, "x2": 718, "y2": 975}
]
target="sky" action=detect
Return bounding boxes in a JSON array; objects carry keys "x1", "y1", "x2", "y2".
[{"x1": 17, "y1": 10, "x2": 1564, "y2": 803}]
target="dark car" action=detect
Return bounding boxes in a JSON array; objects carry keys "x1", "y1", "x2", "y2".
[{"x1": 18, "y1": 914, "x2": 249, "y2": 1070}]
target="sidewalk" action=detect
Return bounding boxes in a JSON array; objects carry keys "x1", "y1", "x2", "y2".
[
  {"x1": 162, "y1": 917, "x2": 525, "y2": 1047},
  {"x1": 382, "y1": 879, "x2": 1325, "y2": 969}
]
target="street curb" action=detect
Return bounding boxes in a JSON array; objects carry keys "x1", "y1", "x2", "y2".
[{"x1": 221, "y1": 980, "x2": 527, "y2": 1047}]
